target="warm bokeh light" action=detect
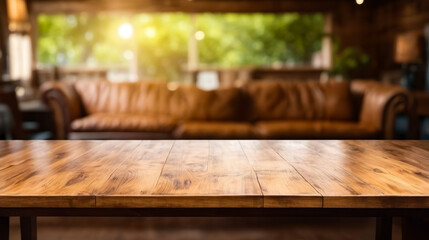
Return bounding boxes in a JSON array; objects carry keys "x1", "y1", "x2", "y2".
[
  {"x1": 85, "y1": 31, "x2": 93, "y2": 41},
  {"x1": 118, "y1": 23, "x2": 134, "y2": 39},
  {"x1": 356, "y1": 0, "x2": 364, "y2": 5},
  {"x1": 195, "y1": 30, "x2": 205, "y2": 41},
  {"x1": 145, "y1": 27, "x2": 156, "y2": 38},
  {"x1": 122, "y1": 50, "x2": 134, "y2": 60},
  {"x1": 7, "y1": 0, "x2": 28, "y2": 22}
]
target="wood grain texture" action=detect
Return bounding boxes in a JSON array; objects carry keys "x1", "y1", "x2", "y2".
[
  {"x1": 0, "y1": 141, "x2": 99, "y2": 208},
  {"x1": 150, "y1": 140, "x2": 262, "y2": 208},
  {"x1": 0, "y1": 140, "x2": 428, "y2": 209},
  {"x1": 31, "y1": 0, "x2": 350, "y2": 14},
  {"x1": 269, "y1": 140, "x2": 429, "y2": 208},
  {"x1": 239, "y1": 140, "x2": 322, "y2": 208}
]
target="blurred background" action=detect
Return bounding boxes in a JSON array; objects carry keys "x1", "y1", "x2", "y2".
[{"x1": 2, "y1": 0, "x2": 429, "y2": 141}]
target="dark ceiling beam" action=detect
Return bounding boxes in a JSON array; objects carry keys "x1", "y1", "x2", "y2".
[{"x1": 29, "y1": 0, "x2": 361, "y2": 14}]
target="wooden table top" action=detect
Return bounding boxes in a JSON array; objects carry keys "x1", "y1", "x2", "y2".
[{"x1": 0, "y1": 140, "x2": 428, "y2": 209}]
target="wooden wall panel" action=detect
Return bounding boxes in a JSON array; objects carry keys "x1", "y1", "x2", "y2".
[
  {"x1": 329, "y1": 0, "x2": 429, "y2": 86},
  {"x1": 370, "y1": 0, "x2": 429, "y2": 88},
  {"x1": 331, "y1": 3, "x2": 376, "y2": 78},
  {"x1": 29, "y1": 0, "x2": 351, "y2": 14}
]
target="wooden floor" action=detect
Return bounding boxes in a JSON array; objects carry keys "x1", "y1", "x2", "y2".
[{"x1": 8, "y1": 217, "x2": 402, "y2": 240}]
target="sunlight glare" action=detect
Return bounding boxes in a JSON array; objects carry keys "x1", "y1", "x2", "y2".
[
  {"x1": 195, "y1": 30, "x2": 205, "y2": 41},
  {"x1": 118, "y1": 23, "x2": 134, "y2": 39},
  {"x1": 145, "y1": 27, "x2": 156, "y2": 38}
]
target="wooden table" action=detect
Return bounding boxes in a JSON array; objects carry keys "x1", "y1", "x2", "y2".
[{"x1": 0, "y1": 140, "x2": 428, "y2": 240}]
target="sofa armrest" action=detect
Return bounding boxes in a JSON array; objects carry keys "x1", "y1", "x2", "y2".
[
  {"x1": 40, "y1": 81, "x2": 83, "y2": 139},
  {"x1": 351, "y1": 80, "x2": 410, "y2": 139}
]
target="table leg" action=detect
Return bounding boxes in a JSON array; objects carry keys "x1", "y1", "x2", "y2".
[
  {"x1": 20, "y1": 217, "x2": 37, "y2": 240},
  {"x1": 376, "y1": 217, "x2": 392, "y2": 240},
  {"x1": 402, "y1": 217, "x2": 429, "y2": 240},
  {"x1": 0, "y1": 217, "x2": 9, "y2": 240}
]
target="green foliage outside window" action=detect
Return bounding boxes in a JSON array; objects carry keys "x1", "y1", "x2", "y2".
[
  {"x1": 196, "y1": 13, "x2": 324, "y2": 67},
  {"x1": 37, "y1": 13, "x2": 324, "y2": 81}
]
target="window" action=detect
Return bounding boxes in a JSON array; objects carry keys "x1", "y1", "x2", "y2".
[
  {"x1": 37, "y1": 13, "x2": 328, "y2": 82},
  {"x1": 196, "y1": 13, "x2": 325, "y2": 68}
]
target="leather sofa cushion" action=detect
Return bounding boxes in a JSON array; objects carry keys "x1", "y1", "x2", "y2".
[
  {"x1": 243, "y1": 80, "x2": 355, "y2": 121},
  {"x1": 71, "y1": 113, "x2": 177, "y2": 132},
  {"x1": 74, "y1": 81, "x2": 181, "y2": 116},
  {"x1": 255, "y1": 121, "x2": 378, "y2": 139},
  {"x1": 174, "y1": 122, "x2": 255, "y2": 139},
  {"x1": 177, "y1": 86, "x2": 242, "y2": 121},
  {"x1": 74, "y1": 80, "x2": 242, "y2": 121}
]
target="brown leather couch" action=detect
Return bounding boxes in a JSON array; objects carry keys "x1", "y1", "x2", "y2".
[{"x1": 40, "y1": 80, "x2": 409, "y2": 140}]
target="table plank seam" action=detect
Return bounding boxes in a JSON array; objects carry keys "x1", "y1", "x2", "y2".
[
  {"x1": 266, "y1": 142, "x2": 324, "y2": 202},
  {"x1": 79, "y1": 141, "x2": 146, "y2": 202},
  {"x1": 237, "y1": 141, "x2": 265, "y2": 203},
  {"x1": 273, "y1": 141, "x2": 387, "y2": 207},
  {"x1": 96, "y1": 140, "x2": 146, "y2": 190},
  {"x1": 149, "y1": 140, "x2": 176, "y2": 197}
]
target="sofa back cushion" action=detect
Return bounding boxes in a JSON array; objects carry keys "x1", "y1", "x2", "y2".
[
  {"x1": 74, "y1": 80, "x2": 242, "y2": 121},
  {"x1": 243, "y1": 80, "x2": 355, "y2": 121},
  {"x1": 74, "y1": 80, "x2": 181, "y2": 116},
  {"x1": 176, "y1": 86, "x2": 242, "y2": 121}
]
